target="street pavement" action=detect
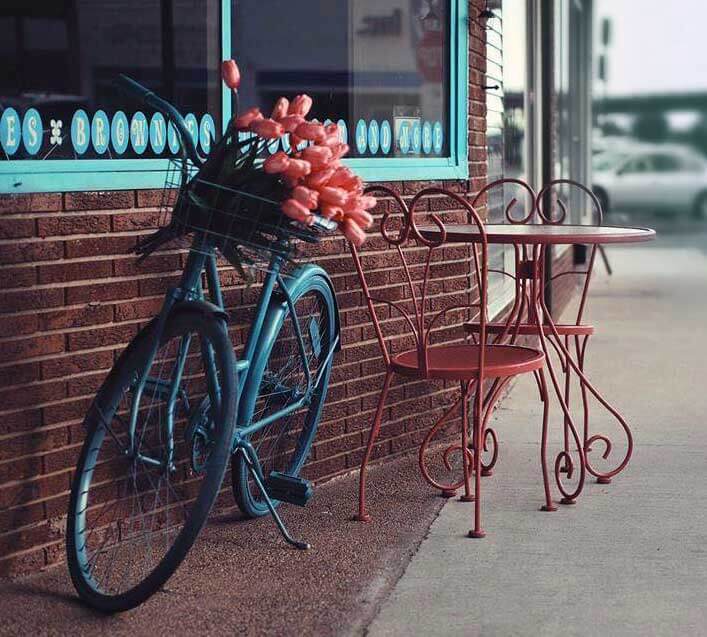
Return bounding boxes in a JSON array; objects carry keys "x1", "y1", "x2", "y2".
[{"x1": 368, "y1": 220, "x2": 707, "y2": 637}]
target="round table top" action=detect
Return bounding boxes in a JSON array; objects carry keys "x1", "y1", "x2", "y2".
[{"x1": 419, "y1": 223, "x2": 656, "y2": 245}]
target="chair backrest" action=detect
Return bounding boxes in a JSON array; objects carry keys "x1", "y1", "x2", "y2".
[
  {"x1": 535, "y1": 178, "x2": 605, "y2": 325},
  {"x1": 349, "y1": 185, "x2": 488, "y2": 378},
  {"x1": 467, "y1": 177, "x2": 603, "y2": 328}
]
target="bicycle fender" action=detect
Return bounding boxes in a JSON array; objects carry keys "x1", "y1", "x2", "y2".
[
  {"x1": 172, "y1": 299, "x2": 229, "y2": 323},
  {"x1": 279, "y1": 264, "x2": 341, "y2": 351}
]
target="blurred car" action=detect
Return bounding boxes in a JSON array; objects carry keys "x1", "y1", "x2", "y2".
[{"x1": 592, "y1": 144, "x2": 707, "y2": 218}]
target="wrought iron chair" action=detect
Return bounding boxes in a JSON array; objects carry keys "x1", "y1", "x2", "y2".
[
  {"x1": 463, "y1": 178, "x2": 632, "y2": 489},
  {"x1": 348, "y1": 185, "x2": 551, "y2": 538}
]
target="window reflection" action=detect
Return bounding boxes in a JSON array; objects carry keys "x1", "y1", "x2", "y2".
[
  {"x1": 0, "y1": 1, "x2": 220, "y2": 161},
  {"x1": 232, "y1": 0, "x2": 450, "y2": 159}
]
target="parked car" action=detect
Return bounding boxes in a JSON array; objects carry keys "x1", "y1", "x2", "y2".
[{"x1": 592, "y1": 144, "x2": 707, "y2": 219}]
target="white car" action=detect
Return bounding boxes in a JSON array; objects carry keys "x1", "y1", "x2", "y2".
[{"x1": 592, "y1": 145, "x2": 707, "y2": 219}]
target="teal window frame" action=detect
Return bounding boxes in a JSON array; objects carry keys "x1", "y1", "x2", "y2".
[{"x1": 0, "y1": 0, "x2": 468, "y2": 194}]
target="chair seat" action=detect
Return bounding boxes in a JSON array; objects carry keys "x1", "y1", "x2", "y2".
[
  {"x1": 391, "y1": 343, "x2": 545, "y2": 380},
  {"x1": 464, "y1": 321, "x2": 595, "y2": 337}
]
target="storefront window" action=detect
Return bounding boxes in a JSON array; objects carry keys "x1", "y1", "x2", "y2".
[
  {"x1": 0, "y1": 0, "x2": 467, "y2": 192},
  {"x1": 232, "y1": 0, "x2": 450, "y2": 160},
  {"x1": 0, "y1": 1, "x2": 221, "y2": 164}
]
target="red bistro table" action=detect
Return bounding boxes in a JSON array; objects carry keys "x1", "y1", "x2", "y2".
[{"x1": 420, "y1": 223, "x2": 656, "y2": 504}]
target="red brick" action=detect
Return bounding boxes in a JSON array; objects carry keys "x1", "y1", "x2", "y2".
[
  {"x1": 0, "y1": 265, "x2": 36, "y2": 288},
  {"x1": 0, "y1": 240, "x2": 63, "y2": 265},
  {"x1": 65, "y1": 280, "x2": 138, "y2": 304},
  {"x1": 64, "y1": 235, "x2": 135, "y2": 258},
  {"x1": 0, "y1": 333, "x2": 65, "y2": 363},
  {"x1": 0, "y1": 379, "x2": 66, "y2": 411},
  {"x1": 38, "y1": 259, "x2": 112, "y2": 284},
  {"x1": 0, "y1": 217, "x2": 35, "y2": 239},
  {"x1": 67, "y1": 323, "x2": 137, "y2": 351},
  {"x1": 38, "y1": 304, "x2": 113, "y2": 331},
  {"x1": 64, "y1": 191, "x2": 134, "y2": 211},
  {"x1": 41, "y1": 350, "x2": 114, "y2": 380},
  {"x1": 0, "y1": 193, "x2": 62, "y2": 214},
  {"x1": 37, "y1": 214, "x2": 111, "y2": 237}
]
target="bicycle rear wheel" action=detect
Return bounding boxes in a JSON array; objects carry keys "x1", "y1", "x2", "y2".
[
  {"x1": 66, "y1": 306, "x2": 237, "y2": 612},
  {"x1": 231, "y1": 274, "x2": 337, "y2": 517}
]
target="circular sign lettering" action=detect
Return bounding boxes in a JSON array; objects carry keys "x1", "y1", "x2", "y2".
[
  {"x1": 367, "y1": 120, "x2": 380, "y2": 155},
  {"x1": 130, "y1": 112, "x2": 148, "y2": 154},
  {"x1": 71, "y1": 109, "x2": 91, "y2": 155},
  {"x1": 199, "y1": 114, "x2": 216, "y2": 153},
  {"x1": 355, "y1": 119, "x2": 367, "y2": 154},
  {"x1": 411, "y1": 121, "x2": 422, "y2": 153},
  {"x1": 149, "y1": 113, "x2": 167, "y2": 154},
  {"x1": 422, "y1": 121, "x2": 433, "y2": 154},
  {"x1": 337, "y1": 119, "x2": 348, "y2": 144},
  {"x1": 111, "y1": 111, "x2": 129, "y2": 155},
  {"x1": 91, "y1": 110, "x2": 110, "y2": 155},
  {"x1": 0, "y1": 108, "x2": 21, "y2": 155},
  {"x1": 22, "y1": 108, "x2": 43, "y2": 156},
  {"x1": 380, "y1": 120, "x2": 392, "y2": 154},
  {"x1": 433, "y1": 121, "x2": 444, "y2": 154}
]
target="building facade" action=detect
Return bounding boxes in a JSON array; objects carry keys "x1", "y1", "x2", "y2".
[{"x1": 0, "y1": 0, "x2": 592, "y2": 576}]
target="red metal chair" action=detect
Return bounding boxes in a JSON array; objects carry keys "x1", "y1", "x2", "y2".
[
  {"x1": 348, "y1": 185, "x2": 552, "y2": 538},
  {"x1": 464, "y1": 178, "x2": 632, "y2": 491}
]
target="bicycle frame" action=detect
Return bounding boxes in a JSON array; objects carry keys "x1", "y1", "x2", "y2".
[{"x1": 127, "y1": 230, "x2": 339, "y2": 471}]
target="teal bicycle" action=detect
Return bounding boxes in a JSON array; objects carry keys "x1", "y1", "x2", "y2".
[{"x1": 66, "y1": 77, "x2": 340, "y2": 612}]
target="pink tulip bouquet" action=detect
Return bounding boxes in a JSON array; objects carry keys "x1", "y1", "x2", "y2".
[{"x1": 190, "y1": 59, "x2": 374, "y2": 248}]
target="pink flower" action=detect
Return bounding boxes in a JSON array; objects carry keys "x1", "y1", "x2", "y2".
[
  {"x1": 318, "y1": 186, "x2": 348, "y2": 207},
  {"x1": 357, "y1": 195, "x2": 377, "y2": 210},
  {"x1": 330, "y1": 143, "x2": 350, "y2": 160},
  {"x1": 279, "y1": 114, "x2": 305, "y2": 133},
  {"x1": 292, "y1": 186, "x2": 319, "y2": 210},
  {"x1": 327, "y1": 167, "x2": 355, "y2": 188},
  {"x1": 284, "y1": 158, "x2": 312, "y2": 179},
  {"x1": 282, "y1": 199, "x2": 313, "y2": 224},
  {"x1": 301, "y1": 145, "x2": 333, "y2": 170},
  {"x1": 249, "y1": 118, "x2": 284, "y2": 139},
  {"x1": 271, "y1": 97, "x2": 290, "y2": 121},
  {"x1": 221, "y1": 59, "x2": 241, "y2": 90},
  {"x1": 234, "y1": 107, "x2": 263, "y2": 129},
  {"x1": 321, "y1": 123, "x2": 342, "y2": 147},
  {"x1": 345, "y1": 209, "x2": 374, "y2": 230},
  {"x1": 288, "y1": 94, "x2": 313, "y2": 118},
  {"x1": 305, "y1": 168, "x2": 335, "y2": 189},
  {"x1": 321, "y1": 204, "x2": 344, "y2": 221},
  {"x1": 341, "y1": 218, "x2": 367, "y2": 247},
  {"x1": 295, "y1": 122, "x2": 326, "y2": 143},
  {"x1": 263, "y1": 151, "x2": 291, "y2": 174}
]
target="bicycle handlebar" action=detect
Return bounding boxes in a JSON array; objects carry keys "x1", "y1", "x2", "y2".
[{"x1": 115, "y1": 74, "x2": 203, "y2": 165}]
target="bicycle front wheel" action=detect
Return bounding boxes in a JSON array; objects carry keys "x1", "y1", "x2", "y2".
[
  {"x1": 66, "y1": 306, "x2": 237, "y2": 612},
  {"x1": 232, "y1": 274, "x2": 337, "y2": 517}
]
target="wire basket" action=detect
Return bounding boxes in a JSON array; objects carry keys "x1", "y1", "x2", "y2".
[{"x1": 142, "y1": 155, "x2": 328, "y2": 269}]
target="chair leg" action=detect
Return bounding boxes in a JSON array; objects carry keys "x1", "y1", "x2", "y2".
[
  {"x1": 469, "y1": 383, "x2": 486, "y2": 538},
  {"x1": 354, "y1": 370, "x2": 393, "y2": 523},
  {"x1": 561, "y1": 336, "x2": 572, "y2": 474},
  {"x1": 460, "y1": 382, "x2": 474, "y2": 503},
  {"x1": 538, "y1": 370, "x2": 557, "y2": 512}
]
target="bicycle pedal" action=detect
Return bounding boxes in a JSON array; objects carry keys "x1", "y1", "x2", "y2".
[{"x1": 264, "y1": 472, "x2": 313, "y2": 507}]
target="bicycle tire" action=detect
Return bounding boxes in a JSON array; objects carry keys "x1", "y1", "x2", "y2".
[
  {"x1": 231, "y1": 274, "x2": 337, "y2": 517},
  {"x1": 66, "y1": 306, "x2": 237, "y2": 612}
]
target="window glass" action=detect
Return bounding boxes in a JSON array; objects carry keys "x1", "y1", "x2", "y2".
[
  {"x1": 622, "y1": 156, "x2": 652, "y2": 174},
  {"x1": 0, "y1": 1, "x2": 221, "y2": 163},
  {"x1": 232, "y1": 0, "x2": 451, "y2": 159},
  {"x1": 651, "y1": 154, "x2": 681, "y2": 172}
]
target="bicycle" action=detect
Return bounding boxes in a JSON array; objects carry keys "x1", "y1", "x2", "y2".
[{"x1": 65, "y1": 76, "x2": 341, "y2": 612}]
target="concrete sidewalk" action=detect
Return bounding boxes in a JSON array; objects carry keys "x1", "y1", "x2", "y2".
[{"x1": 368, "y1": 241, "x2": 707, "y2": 636}]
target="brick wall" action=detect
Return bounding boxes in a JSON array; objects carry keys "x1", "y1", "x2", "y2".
[{"x1": 0, "y1": 0, "x2": 582, "y2": 578}]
